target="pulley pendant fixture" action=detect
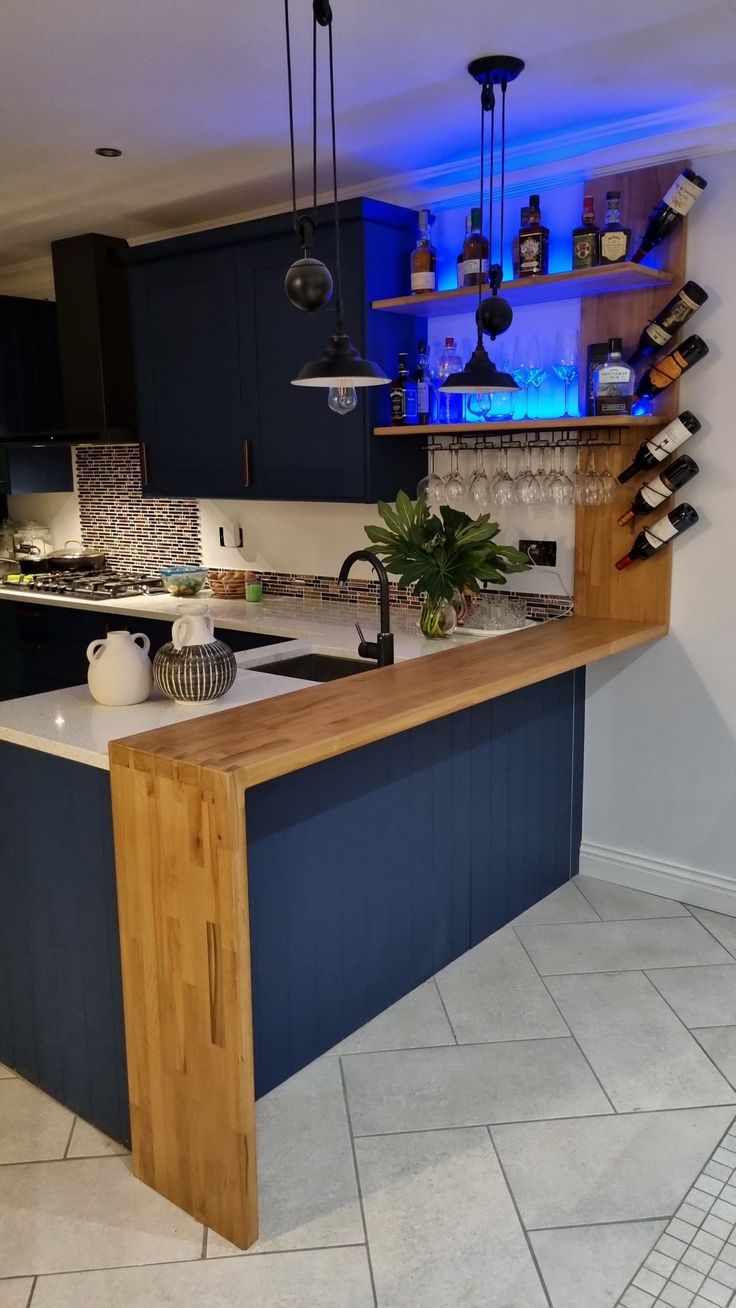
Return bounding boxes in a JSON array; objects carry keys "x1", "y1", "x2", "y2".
[
  {"x1": 440, "y1": 55, "x2": 524, "y2": 396},
  {"x1": 284, "y1": 0, "x2": 388, "y2": 412}
]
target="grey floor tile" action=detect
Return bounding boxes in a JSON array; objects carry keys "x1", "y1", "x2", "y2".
[
  {"x1": 694, "y1": 1030, "x2": 736, "y2": 1089},
  {"x1": 547, "y1": 972, "x2": 735, "y2": 1112},
  {"x1": 513, "y1": 882, "x2": 600, "y2": 925},
  {"x1": 66, "y1": 1119, "x2": 129, "y2": 1158},
  {"x1": 356, "y1": 1127, "x2": 547, "y2": 1308},
  {"x1": 343, "y1": 1038, "x2": 610, "y2": 1136},
  {"x1": 515, "y1": 919, "x2": 732, "y2": 976},
  {"x1": 324, "y1": 980, "x2": 454, "y2": 1055},
  {"x1": 576, "y1": 877, "x2": 690, "y2": 921},
  {"x1": 435, "y1": 925, "x2": 569, "y2": 1043},
  {"x1": 492, "y1": 1107, "x2": 735, "y2": 1229},
  {"x1": 688, "y1": 908, "x2": 736, "y2": 959},
  {"x1": 647, "y1": 968, "x2": 736, "y2": 1029},
  {"x1": 0, "y1": 1281, "x2": 34, "y2": 1308},
  {"x1": 0, "y1": 1078, "x2": 75, "y2": 1164},
  {"x1": 208, "y1": 1057, "x2": 363, "y2": 1256},
  {"x1": 531, "y1": 1221, "x2": 666, "y2": 1308},
  {"x1": 31, "y1": 1247, "x2": 374, "y2": 1307},
  {"x1": 0, "y1": 1156, "x2": 202, "y2": 1278}
]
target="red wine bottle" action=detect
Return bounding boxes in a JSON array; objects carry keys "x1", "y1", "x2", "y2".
[
  {"x1": 632, "y1": 169, "x2": 707, "y2": 264},
  {"x1": 628, "y1": 281, "x2": 708, "y2": 366},
  {"x1": 615, "y1": 503, "x2": 699, "y2": 570},
  {"x1": 618, "y1": 410, "x2": 701, "y2": 483},
  {"x1": 618, "y1": 454, "x2": 699, "y2": 526},
  {"x1": 634, "y1": 335, "x2": 709, "y2": 400}
]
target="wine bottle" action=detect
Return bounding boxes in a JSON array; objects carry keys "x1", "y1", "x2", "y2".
[
  {"x1": 615, "y1": 503, "x2": 699, "y2": 570},
  {"x1": 634, "y1": 334, "x2": 709, "y2": 400},
  {"x1": 631, "y1": 169, "x2": 707, "y2": 264},
  {"x1": 389, "y1": 353, "x2": 417, "y2": 426},
  {"x1": 416, "y1": 340, "x2": 431, "y2": 425},
  {"x1": 628, "y1": 282, "x2": 709, "y2": 366},
  {"x1": 617, "y1": 454, "x2": 699, "y2": 526},
  {"x1": 618, "y1": 410, "x2": 701, "y2": 483}
]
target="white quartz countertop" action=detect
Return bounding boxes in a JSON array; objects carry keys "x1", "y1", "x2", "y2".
[{"x1": 0, "y1": 590, "x2": 515, "y2": 770}]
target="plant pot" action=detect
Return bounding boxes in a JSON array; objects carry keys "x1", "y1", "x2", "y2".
[{"x1": 419, "y1": 596, "x2": 457, "y2": 639}]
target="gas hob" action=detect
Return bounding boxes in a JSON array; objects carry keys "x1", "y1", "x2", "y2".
[{"x1": 2, "y1": 571, "x2": 166, "y2": 601}]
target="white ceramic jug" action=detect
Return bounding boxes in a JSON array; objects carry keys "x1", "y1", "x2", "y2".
[
  {"x1": 171, "y1": 602, "x2": 216, "y2": 649},
  {"x1": 86, "y1": 630, "x2": 152, "y2": 706}
]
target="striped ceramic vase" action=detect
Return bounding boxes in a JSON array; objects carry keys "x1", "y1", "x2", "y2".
[{"x1": 152, "y1": 603, "x2": 237, "y2": 704}]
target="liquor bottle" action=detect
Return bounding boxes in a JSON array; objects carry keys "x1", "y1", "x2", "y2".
[
  {"x1": 462, "y1": 207, "x2": 489, "y2": 287},
  {"x1": 457, "y1": 215, "x2": 472, "y2": 288},
  {"x1": 632, "y1": 169, "x2": 708, "y2": 264},
  {"x1": 617, "y1": 454, "x2": 699, "y2": 526},
  {"x1": 435, "y1": 337, "x2": 463, "y2": 424},
  {"x1": 627, "y1": 282, "x2": 709, "y2": 365},
  {"x1": 410, "y1": 209, "x2": 437, "y2": 295},
  {"x1": 618, "y1": 410, "x2": 701, "y2": 483},
  {"x1": 512, "y1": 206, "x2": 529, "y2": 278},
  {"x1": 572, "y1": 195, "x2": 598, "y2": 269},
  {"x1": 518, "y1": 195, "x2": 549, "y2": 277},
  {"x1": 634, "y1": 334, "x2": 709, "y2": 400},
  {"x1": 585, "y1": 341, "x2": 609, "y2": 415},
  {"x1": 389, "y1": 353, "x2": 418, "y2": 426},
  {"x1": 416, "y1": 340, "x2": 431, "y2": 425},
  {"x1": 598, "y1": 191, "x2": 631, "y2": 264},
  {"x1": 615, "y1": 503, "x2": 699, "y2": 570},
  {"x1": 592, "y1": 337, "x2": 635, "y2": 416}
]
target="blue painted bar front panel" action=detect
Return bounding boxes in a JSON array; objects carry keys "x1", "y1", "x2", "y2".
[
  {"x1": 0, "y1": 742, "x2": 130, "y2": 1145},
  {"x1": 246, "y1": 667, "x2": 585, "y2": 1097}
]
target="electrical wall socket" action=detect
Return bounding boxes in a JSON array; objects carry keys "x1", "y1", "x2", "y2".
[
  {"x1": 519, "y1": 538, "x2": 557, "y2": 568},
  {"x1": 219, "y1": 522, "x2": 244, "y2": 549}
]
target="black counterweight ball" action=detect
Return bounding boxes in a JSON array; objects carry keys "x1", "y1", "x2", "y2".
[
  {"x1": 285, "y1": 257, "x2": 334, "y2": 312},
  {"x1": 476, "y1": 294, "x2": 513, "y2": 340}
]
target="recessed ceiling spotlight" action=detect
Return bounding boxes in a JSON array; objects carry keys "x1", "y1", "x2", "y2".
[{"x1": 94, "y1": 147, "x2": 122, "y2": 157}]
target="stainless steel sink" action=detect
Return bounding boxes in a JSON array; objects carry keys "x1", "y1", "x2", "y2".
[{"x1": 250, "y1": 652, "x2": 377, "y2": 682}]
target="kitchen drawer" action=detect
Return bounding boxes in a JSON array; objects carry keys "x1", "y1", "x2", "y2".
[
  {"x1": 14, "y1": 603, "x2": 103, "y2": 643},
  {"x1": 16, "y1": 635, "x2": 88, "y2": 685}
]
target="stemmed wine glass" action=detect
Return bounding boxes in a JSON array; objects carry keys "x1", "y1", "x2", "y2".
[
  {"x1": 416, "y1": 446, "x2": 444, "y2": 509},
  {"x1": 574, "y1": 448, "x2": 605, "y2": 506},
  {"x1": 514, "y1": 447, "x2": 543, "y2": 506},
  {"x1": 547, "y1": 447, "x2": 575, "y2": 506},
  {"x1": 599, "y1": 446, "x2": 618, "y2": 505},
  {"x1": 552, "y1": 329, "x2": 580, "y2": 417},
  {"x1": 467, "y1": 393, "x2": 494, "y2": 422},
  {"x1": 512, "y1": 337, "x2": 533, "y2": 419},
  {"x1": 444, "y1": 444, "x2": 467, "y2": 511},
  {"x1": 534, "y1": 447, "x2": 552, "y2": 504},
  {"x1": 492, "y1": 449, "x2": 515, "y2": 507},
  {"x1": 526, "y1": 336, "x2": 548, "y2": 419},
  {"x1": 467, "y1": 444, "x2": 491, "y2": 516}
]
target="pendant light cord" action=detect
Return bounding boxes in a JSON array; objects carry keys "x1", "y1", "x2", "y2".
[
  {"x1": 499, "y1": 79, "x2": 507, "y2": 278},
  {"x1": 311, "y1": 11, "x2": 318, "y2": 227},
  {"x1": 284, "y1": 0, "x2": 298, "y2": 233},
  {"x1": 476, "y1": 89, "x2": 485, "y2": 345},
  {"x1": 326, "y1": 18, "x2": 344, "y2": 333}
]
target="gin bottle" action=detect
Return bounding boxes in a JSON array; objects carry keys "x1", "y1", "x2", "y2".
[{"x1": 592, "y1": 337, "x2": 635, "y2": 416}]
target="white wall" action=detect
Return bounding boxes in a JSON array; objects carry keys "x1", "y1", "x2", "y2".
[{"x1": 581, "y1": 149, "x2": 736, "y2": 913}]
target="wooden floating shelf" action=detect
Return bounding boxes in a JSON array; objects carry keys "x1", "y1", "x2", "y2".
[
  {"x1": 372, "y1": 263, "x2": 673, "y2": 316},
  {"x1": 373, "y1": 416, "x2": 663, "y2": 437}
]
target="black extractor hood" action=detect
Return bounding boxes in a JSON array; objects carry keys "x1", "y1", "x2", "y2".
[{"x1": 1, "y1": 232, "x2": 137, "y2": 444}]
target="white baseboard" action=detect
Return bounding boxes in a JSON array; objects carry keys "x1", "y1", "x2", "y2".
[{"x1": 579, "y1": 841, "x2": 736, "y2": 918}]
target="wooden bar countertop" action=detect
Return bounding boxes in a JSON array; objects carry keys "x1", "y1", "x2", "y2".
[{"x1": 109, "y1": 615, "x2": 666, "y2": 788}]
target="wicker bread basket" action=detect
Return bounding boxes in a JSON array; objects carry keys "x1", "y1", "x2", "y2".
[{"x1": 207, "y1": 569, "x2": 246, "y2": 599}]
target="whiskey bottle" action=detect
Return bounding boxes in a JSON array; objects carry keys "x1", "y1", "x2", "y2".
[
  {"x1": 512, "y1": 206, "x2": 529, "y2": 278},
  {"x1": 462, "y1": 207, "x2": 489, "y2": 287},
  {"x1": 416, "y1": 340, "x2": 431, "y2": 425},
  {"x1": 410, "y1": 209, "x2": 437, "y2": 295},
  {"x1": 598, "y1": 191, "x2": 631, "y2": 264},
  {"x1": 632, "y1": 169, "x2": 707, "y2": 264},
  {"x1": 389, "y1": 353, "x2": 418, "y2": 425},
  {"x1": 628, "y1": 282, "x2": 708, "y2": 366},
  {"x1": 592, "y1": 337, "x2": 635, "y2": 416},
  {"x1": 618, "y1": 410, "x2": 701, "y2": 483},
  {"x1": 615, "y1": 503, "x2": 699, "y2": 570},
  {"x1": 518, "y1": 195, "x2": 549, "y2": 277},
  {"x1": 634, "y1": 334, "x2": 709, "y2": 401},
  {"x1": 457, "y1": 215, "x2": 472, "y2": 288},
  {"x1": 617, "y1": 454, "x2": 699, "y2": 525},
  {"x1": 572, "y1": 195, "x2": 598, "y2": 269}
]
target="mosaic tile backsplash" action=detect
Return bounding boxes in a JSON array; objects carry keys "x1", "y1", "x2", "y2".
[
  {"x1": 76, "y1": 445, "x2": 201, "y2": 574},
  {"x1": 75, "y1": 445, "x2": 569, "y2": 618}
]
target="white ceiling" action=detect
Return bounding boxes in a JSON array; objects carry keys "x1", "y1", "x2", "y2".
[{"x1": 0, "y1": 0, "x2": 734, "y2": 276}]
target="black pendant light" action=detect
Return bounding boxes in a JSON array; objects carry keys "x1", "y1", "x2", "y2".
[
  {"x1": 283, "y1": 0, "x2": 333, "y2": 313},
  {"x1": 290, "y1": 0, "x2": 389, "y2": 408},
  {"x1": 440, "y1": 55, "x2": 524, "y2": 396}
]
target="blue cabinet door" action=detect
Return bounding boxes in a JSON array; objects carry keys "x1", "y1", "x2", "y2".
[
  {"x1": 129, "y1": 250, "x2": 251, "y2": 500},
  {"x1": 236, "y1": 230, "x2": 368, "y2": 501}
]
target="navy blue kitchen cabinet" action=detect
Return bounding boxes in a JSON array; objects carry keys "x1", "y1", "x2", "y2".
[
  {"x1": 0, "y1": 295, "x2": 62, "y2": 437},
  {"x1": 127, "y1": 198, "x2": 424, "y2": 503}
]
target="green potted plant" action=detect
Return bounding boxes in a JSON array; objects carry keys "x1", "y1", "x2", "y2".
[{"x1": 365, "y1": 492, "x2": 531, "y2": 638}]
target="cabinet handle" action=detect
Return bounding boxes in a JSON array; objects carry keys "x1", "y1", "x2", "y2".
[
  {"x1": 242, "y1": 440, "x2": 252, "y2": 488},
  {"x1": 140, "y1": 443, "x2": 149, "y2": 489}
]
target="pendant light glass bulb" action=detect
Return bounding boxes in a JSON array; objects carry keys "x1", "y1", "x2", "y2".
[{"x1": 328, "y1": 385, "x2": 358, "y2": 415}]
